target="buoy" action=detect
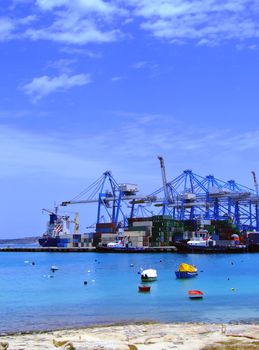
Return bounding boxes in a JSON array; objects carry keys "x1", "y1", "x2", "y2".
[
  {"x1": 51, "y1": 266, "x2": 58, "y2": 273},
  {"x1": 231, "y1": 288, "x2": 235, "y2": 292},
  {"x1": 130, "y1": 263, "x2": 134, "y2": 267}
]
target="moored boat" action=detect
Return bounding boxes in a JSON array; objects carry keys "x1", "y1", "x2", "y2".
[
  {"x1": 138, "y1": 285, "x2": 151, "y2": 292},
  {"x1": 188, "y1": 290, "x2": 204, "y2": 299},
  {"x1": 141, "y1": 269, "x2": 157, "y2": 282},
  {"x1": 175, "y1": 263, "x2": 198, "y2": 279},
  {"x1": 174, "y1": 241, "x2": 247, "y2": 253}
]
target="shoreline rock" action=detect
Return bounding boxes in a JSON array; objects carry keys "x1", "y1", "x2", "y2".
[{"x1": 1, "y1": 323, "x2": 259, "y2": 349}]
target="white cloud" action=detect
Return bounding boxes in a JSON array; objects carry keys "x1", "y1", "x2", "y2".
[
  {"x1": 128, "y1": 0, "x2": 259, "y2": 45},
  {"x1": 0, "y1": 17, "x2": 16, "y2": 41},
  {"x1": 25, "y1": 0, "x2": 126, "y2": 45},
  {"x1": 36, "y1": 0, "x2": 121, "y2": 15},
  {"x1": 59, "y1": 47, "x2": 103, "y2": 58},
  {"x1": 2, "y1": 0, "x2": 259, "y2": 46},
  {"x1": 22, "y1": 73, "x2": 91, "y2": 102},
  {"x1": 46, "y1": 59, "x2": 78, "y2": 74},
  {"x1": 25, "y1": 16, "x2": 121, "y2": 44}
]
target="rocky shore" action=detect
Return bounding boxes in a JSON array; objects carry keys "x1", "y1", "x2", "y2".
[{"x1": 1, "y1": 322, "x2": 259, "y2": 349}]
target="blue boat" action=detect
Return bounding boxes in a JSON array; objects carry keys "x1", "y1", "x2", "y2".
[
  {"x1": 175, "y1": 263, "x2": 198, "y2": 279},
  {"x1": 175, "y1": 271, "x2": 198, "y2": 279}
]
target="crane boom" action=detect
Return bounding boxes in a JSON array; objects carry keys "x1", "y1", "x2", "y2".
[
  {"x1": 158, "y1": 156, "x2": 171, "y2": 203},
  {"x1": 61, "y1": 195, "x2": 158, "y2": 207}
]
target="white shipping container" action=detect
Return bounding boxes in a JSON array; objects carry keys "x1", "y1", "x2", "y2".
[
  {"x1": 128, "y1": 231, "x2": 146, "y2": 237},
  {"x1": 132, "y1": 221, "x2": 152, "y2": 227}
]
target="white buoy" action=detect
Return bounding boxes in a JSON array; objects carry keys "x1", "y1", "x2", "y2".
[{"x1": 51, "y1": 265, "x2": 58, "y2": 272}]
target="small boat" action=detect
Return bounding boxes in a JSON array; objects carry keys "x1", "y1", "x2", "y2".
[
  {"x1": 141, "y1": 269, "x2": 157, "y2": 282},
  {"x1": 138, "y1": 285, "x2": 151, "y2": 292},
  {"x1": 188, "y1": 290, "x2": 204, "y2": 299},
  {"x1": 175, "y1": 263, "x2": 198, "y2": 279},
  {"x1": 107, "y1": 241, "x2": 124, "y2": 248}
]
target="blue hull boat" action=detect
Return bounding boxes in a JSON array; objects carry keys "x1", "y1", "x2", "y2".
[{"x1": 175, "y1": 271, "x2": 198, "y2": 279}]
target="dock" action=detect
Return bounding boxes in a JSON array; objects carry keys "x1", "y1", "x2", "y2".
[
  {"x1": 0, "y1": 246, "x2": 177, "y2": 253},
  {"x1": 0, "y1": 247, "x2": 97, "y2": 253}
]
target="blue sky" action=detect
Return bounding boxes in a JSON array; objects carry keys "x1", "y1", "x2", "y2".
[{"x1": 1, "y1": 0, "x2": 259, "y2": 237}]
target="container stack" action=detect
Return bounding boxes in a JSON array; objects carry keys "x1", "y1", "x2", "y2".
[
  {"x1": 94, "y1": 223, "x2": 117, "y2": 246},
  {"x1": 150, "y1": 215, "x2": 174, "y2": 246},
  {"x1": 212, "y1": 220, "x2": 240, "y2": 240},
  {"x1": 57, "y1": 233, "x2": 92, "y2": 248}
]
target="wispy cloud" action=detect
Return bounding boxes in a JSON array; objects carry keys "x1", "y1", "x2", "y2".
[
  {"x1": 0, "y1": 17, "x2": 16, "y2": 41},
  {"x1": 25, "y1": 17, "x2": 122, "y2": 45},
  {"x1": 24, "y1": 0, "x2": 126, "y2": 45},
  {"x1": 132, "y1": 0, "x2": 259, "y2": 45},
  {"x1": 22, "y1": 73, "x2": 91, "y2": 102},
  {"x1": 59, "y1": 47, "x2": 103, "y2": 58},
  {"x1": 1, "y1": 114, "x2": 259, "y2": 188},
  {"x1": 36, "y1": 0, "x2": 123, "y2": 15},
  {"x1": 131, "y1": 61, "x2": 159, "y2": 77},
  {"x1": 111, "y1": 76, "x2": 124, "y2": 82},
  {"x1": 1, "y1": 1, "x2": 259, "y2": 46},
  {"x1": 132, "y1": 61, "x2": 149, "y2": 69},
  {"x1": 46, "y1": 59, "x2": 78, "y2": 74},
  {"x1": 0, "y1": 125, "x2": 107, "y2": 180}
]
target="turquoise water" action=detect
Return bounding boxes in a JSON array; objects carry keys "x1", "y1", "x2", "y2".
[{"x1": 0, "y1": 252, "x2": 259, "y2": 333}]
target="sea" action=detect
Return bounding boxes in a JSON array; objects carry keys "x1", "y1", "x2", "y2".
[{"x1": 0, "y1": 250, "x2": 259, "y2": 333}]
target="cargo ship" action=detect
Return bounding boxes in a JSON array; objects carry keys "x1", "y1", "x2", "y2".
[
  {"x1": 38, "y1": 208, "x2": 71, "y2": 247},
  {"x1": 39, "y1": 208, "x2": 92, "y2": 248}
]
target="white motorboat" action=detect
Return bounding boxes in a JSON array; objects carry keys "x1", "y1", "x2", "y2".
[{"x1": 141, "y1": 268, "x2": 157, "y2": 282}]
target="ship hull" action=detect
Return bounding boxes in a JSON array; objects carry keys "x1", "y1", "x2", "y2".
[
  {"x1": 38, "y1": 237, "x2": 60, "y2": 247},
  {"x1": 174, "y1": 242, "x2": 247, "y2": 254}
]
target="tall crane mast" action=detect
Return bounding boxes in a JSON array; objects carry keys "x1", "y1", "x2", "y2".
[
  {"x1": 252, "y1": 171, "x2": 259, "y2": 196},
  {"x1": 158, "y1": 156, "x2": 171, "y2": 204}
]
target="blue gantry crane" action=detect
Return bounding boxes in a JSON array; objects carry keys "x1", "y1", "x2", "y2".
[
  {"x1": 150, "y1": 159, "x2": 258, "y2": 231},
  {"x1": 61, "y1": 170, "x2": 154, "y2": 229},
  {"x1": 60, "y1": 159, "x2": 259, "y2": 232}
]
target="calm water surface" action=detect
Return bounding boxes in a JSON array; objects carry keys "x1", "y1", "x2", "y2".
[{"x1": 0, "y1": 252, "x2": 259, "y2": 333}]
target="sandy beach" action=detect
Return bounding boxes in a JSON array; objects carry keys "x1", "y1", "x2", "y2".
[{"x1": 1, "y1": 322, "x2": 259, "y2": 350}]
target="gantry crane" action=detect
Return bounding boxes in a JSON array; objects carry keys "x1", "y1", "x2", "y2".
[{"x1": 61, "y1": 170, "x2": 157, "y2": 228}]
